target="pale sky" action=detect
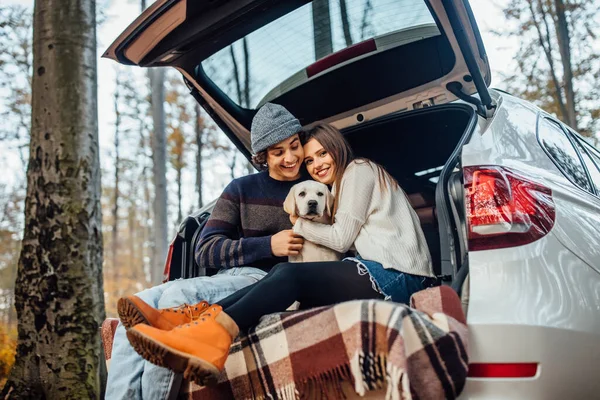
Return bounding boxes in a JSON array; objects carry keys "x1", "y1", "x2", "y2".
[{"x1": 1, "y1": 0, "x2": 518, "y2": 228}]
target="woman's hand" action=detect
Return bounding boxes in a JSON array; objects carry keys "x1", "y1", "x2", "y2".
[{"x1": 289, "y1": 214, "x2": 298, "y2": 225}]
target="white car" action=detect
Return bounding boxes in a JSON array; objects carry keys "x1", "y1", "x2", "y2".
[{"x1": 105, "y1": 0, "x2": 600, "y2": 398}]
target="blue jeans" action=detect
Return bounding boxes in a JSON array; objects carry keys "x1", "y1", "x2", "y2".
[
  {"x1": 105, "y1": 267, "x2": 267, "y2": 400},
  {"x1": 345, "y1": 257, "x2": 430, "y2": 304}
]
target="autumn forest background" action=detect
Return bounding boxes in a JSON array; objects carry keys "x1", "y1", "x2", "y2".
[{"x1": 0, "y1": 0, "x2": 598, "y2": 393}]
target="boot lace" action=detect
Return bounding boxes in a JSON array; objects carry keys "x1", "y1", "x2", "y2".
[
  {"x1": 176, "y1": 306, "x2": 219, "y2": 329},
  {"x1": 162, "y1": 302, "x2": 208, "y2": 320}
]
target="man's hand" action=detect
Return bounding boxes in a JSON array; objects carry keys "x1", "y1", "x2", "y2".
[{"x1": 271, "y1": 230, "x2": 304, "y2": 257}]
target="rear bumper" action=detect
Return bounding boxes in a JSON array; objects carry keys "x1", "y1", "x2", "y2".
[{"x1": 459, "y1": 324, "x2": 600, "y2": 399}]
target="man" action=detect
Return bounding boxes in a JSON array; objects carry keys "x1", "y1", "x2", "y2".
[{"x1": 106, "y1": 103, "x2": 306, "y2": 399}]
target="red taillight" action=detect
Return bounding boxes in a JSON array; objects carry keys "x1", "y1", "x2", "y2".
[
  {"x1": 306, "y1": 39, "x2": 376, "y2": 78},
  {"x1": 468, "y1": 363, "x2": 539, "y2": 378},
  {"x1": 464, "y1": 166, "x2": 555, "y2": 251},
  {"x1": 162, "y1": 239, "x2": 176, "y2": 283}
]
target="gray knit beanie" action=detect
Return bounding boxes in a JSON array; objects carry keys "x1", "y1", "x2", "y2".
[{"x1": 251, "y1": 103, "x2": 302, "y2": 154}]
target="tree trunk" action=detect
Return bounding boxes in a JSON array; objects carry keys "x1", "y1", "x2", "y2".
[
  {"x1": 150, "y1": 67, "x2": 168, "y2": 285},
  {"x1": 246, "y1": 159, "x2": 255, "y2": 175},
  {"x1": 141, "y1": 165, "x2": 152, "y2": 284},
  {"x1": 176, "y1": 157, "x2": 182, "y2": 224},
  {"x1": 241, "y1": 38, "x2": 255, "y2": 174},
  {"x1": 553, "y1": 0, "x2": 577, "y2": 130},
  {"x1": 312, "y1": 0, "x2": 333, "y2": 60},
  {"x1": 195, "y1": 104, "x2": 203, "y2": 209},
  {"x1": 230, "y1": 152, "x2": 237, "y2": 179},
  {"x1": 242, "y1": 38, "x2": 251, "y2": 107},
  {"x1": 1, "y1": 0, "x2": 105, "y2": 398},
  {"x1": 528, "y1": 0, "x2": 569, "y2": 124},
  {"x1": 7, "y1": 292, "x2": 14, "y2": 326},
  {"x1": 229, "y1": 45, "x2": 242, "y2": 106},
  {"x1": 128, "y1": 201, "x2": 136, "y2": 281},
  {"x1": 229, "y1": 41, "x2": 254, "y2": 174},
  {"x1": 136, "y1": 85, "x2": 152, "y2": 282},
  {"x1": 359, "y1": 0, "x2": 373, "y2": 41},
  {"x1": 339, "y1": 0, "x2": 353, "y2": 47},
  {"x1": 139, "y1": 0, "x2": 167, "y2": 284},
  {"x1": 112, "y1": 72, "x2": 121, "y2": 276}
]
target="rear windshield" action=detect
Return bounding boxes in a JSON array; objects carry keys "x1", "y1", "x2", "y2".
[{"x1": 200, "y1": 0, "x2": 437, "y2": 109}]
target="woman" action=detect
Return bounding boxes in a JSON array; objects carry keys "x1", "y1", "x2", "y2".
[
  {"x1": 125, "y1": 122, "x2": 434, "y2": 386},
  {"x1": 293, "y1": 123, "x2": 434, "y2": 302}
]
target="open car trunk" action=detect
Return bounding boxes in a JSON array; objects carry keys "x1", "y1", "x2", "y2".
[{"x1": 165, "y1": 103, "x2": 475, "y2": 289}]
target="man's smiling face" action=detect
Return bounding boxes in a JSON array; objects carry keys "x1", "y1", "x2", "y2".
[{"x1": 266, "y1": 134, "x2": 304, "y2": 181}]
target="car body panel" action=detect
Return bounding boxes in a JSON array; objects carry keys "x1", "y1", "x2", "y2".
[
  {"x1": 466, "y1": 233, "x2": 600, "y2": 334},
  {"x1": 460, "y1": 92, "x2": 600, "y2": 398},
  {"x1": 543, "y1": 171, "x2": 600, "y2": 273}
]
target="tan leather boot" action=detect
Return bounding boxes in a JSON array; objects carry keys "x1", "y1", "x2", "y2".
[
  {"x1": 126, "y1": 305, "x2": 238, "y2": 386},
  {"x1": 117, "y1": 296, "x2": 209, "y2": 330}
]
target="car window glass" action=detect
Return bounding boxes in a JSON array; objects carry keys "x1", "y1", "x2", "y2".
[
  {"x1": 582, "y1": 141, "x2": 600, "y2": 167},
  {"x1": 576, "y1": 140, "x2": 600, "y2": 192},
  {"x1": 200, "y1": 0, "x2": 437, "y2": 109},
  {"x1": 538, "y1": 118, "x2": 593, "y2": 192}
]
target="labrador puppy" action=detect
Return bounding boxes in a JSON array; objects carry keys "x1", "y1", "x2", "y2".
[{"x1": 283, "y1": 181, "x2": 342, "y2": 263}]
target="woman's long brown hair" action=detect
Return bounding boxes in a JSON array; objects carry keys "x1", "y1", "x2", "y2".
[{"x1": 301, "y1": 122, "x2": 398, "y2": 217}]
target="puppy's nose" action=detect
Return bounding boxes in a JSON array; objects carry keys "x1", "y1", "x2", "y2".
[{"x1": 308, "y1": 200, "x2": 318, "y2": 208}]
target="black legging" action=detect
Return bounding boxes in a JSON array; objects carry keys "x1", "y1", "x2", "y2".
[{"x1": 220, "y1": 261, "x2": 383, "y2": 331}]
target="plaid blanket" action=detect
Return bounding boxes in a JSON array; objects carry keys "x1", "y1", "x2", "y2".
[{"x1": 181, "y1": 286, "x2": 468, "y2": 400}]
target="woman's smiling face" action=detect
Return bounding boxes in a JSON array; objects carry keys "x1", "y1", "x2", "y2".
[{"x1": 303, "y1": 138, "x2": 336, "y2": 185}]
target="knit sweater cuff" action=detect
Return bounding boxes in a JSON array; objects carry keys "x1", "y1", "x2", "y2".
[{"x1": 241, "y1": 235, "x2": 273, "y2": 263}]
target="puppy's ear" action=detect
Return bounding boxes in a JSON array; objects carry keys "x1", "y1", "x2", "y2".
[
  {"x1": 283, "y1": 187, "x2": 298, "y2": 217},
  {"x1": 325, "y1": 190, "x2": 335, "y2": 217}
]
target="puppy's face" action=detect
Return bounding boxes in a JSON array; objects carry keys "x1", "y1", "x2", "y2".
[{"x1": 284, "y1": 181, "x2": 334, "y2": 221}]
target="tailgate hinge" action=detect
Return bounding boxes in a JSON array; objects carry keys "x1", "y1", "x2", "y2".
[{"x1": 447, "y1": 82, "x2": 496, "y2": 118}]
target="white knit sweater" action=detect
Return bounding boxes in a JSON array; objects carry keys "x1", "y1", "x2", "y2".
[{"x1": 293, "y1": 160, "x2": 433, "y2": 277}]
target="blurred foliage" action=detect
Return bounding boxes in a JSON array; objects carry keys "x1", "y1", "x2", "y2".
[
  {"x1": 0, "y1": 323, "x2": 17, "y2": 388},
  {"x1": 497, "y1": 0, "x2": 599, "y2": 138}
]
